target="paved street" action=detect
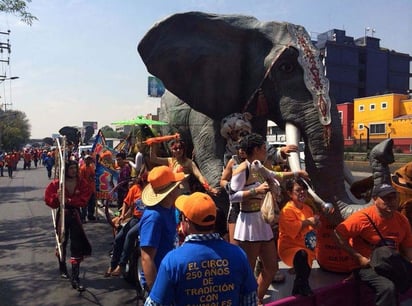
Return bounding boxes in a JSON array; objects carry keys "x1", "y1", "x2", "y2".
[
  {"x1": 0, "y1": 162, "x2": 374, "y2": 305},
  {"x1": 0, "y1": 163, "x2": 138, "y2": 306}
]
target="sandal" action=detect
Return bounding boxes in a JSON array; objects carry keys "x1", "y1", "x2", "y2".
[
  {"x1": 110, "y1": 265, "x2": 123, "y2": 277},
  {"x1": 104, "y1": 267, "x2": 113, "y2": 277}
]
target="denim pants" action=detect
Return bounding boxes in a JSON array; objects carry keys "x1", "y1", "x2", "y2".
[
  {"x1": 356, "y1": 267, "x2": 397, "y2": 306},
  {"x1": 110, "y1": 218, "x2": 139, "y2": 269}
]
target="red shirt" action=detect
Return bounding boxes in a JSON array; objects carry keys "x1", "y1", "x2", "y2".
[{"x1": 44, "y1": 177, "x2": 92, "y2": 209}]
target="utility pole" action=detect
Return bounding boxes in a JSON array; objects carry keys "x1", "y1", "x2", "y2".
[{"x1": 0, "y1": 29, "x2": 18, "y2": 112}]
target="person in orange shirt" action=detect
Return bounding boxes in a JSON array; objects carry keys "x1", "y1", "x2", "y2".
[
  {"x1": 4, "y1": 153, "x2": 15, "y2": 178},
  {"x1": 278, "y1": 177, "x2": 320, "y2": 296},
  {"x1": 79, "y1": 155, "x2": 96, "y2": 222},
  {"x1": 335, "y1": 184, "x2": 412, "y2": 306},
  {"x1": 23, "y1": 150, "x2": 32, "y2": 170},
  {"x1": 105, "y1": 177, "x2": 144, "y2": 277}
]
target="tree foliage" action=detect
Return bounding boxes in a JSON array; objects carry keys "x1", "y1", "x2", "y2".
[
  {"x1": 0, "y1": 0, "x2": 37, "y2": 25},
  {"x1": 101, "y1": 125, "x2": 121, "y2": 138},
  {"x1": 0, "y1": 109, "x2": 31, "y2": 151}
]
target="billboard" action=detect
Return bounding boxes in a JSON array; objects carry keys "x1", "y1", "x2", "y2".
[
  {"x1": 148, "y1": 76, "x2": 165, "y2": 97},
  {"x1": 83, "y1": 121, "x2": 98, "y2": 130}
]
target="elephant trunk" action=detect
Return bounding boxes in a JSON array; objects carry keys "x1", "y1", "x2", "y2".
[
  {"x1": 284, "y1": 101, "x2": 370, "y2": 223},
  {"x1": 369, "y1": 138, "x2": 395, "y2": 188}
]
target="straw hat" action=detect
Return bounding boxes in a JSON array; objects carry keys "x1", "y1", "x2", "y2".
[{"x1": 142, "y1": 166, "x2": 187, "y2": 206}]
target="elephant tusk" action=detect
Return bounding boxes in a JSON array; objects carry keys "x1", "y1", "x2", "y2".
[{"x1": 285, "y1": 122, "x2": 334, "y2": 214}]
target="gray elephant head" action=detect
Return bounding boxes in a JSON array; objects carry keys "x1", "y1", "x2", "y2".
[{"x1": 138, "y1": 12, "x2": 367, "y2": 223}]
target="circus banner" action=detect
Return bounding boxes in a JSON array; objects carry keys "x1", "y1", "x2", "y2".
[{"x1": 92, "y1": 130, "x2": 118, "y2": 200}]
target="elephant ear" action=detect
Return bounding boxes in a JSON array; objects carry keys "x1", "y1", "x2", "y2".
[{"x1": 138, "y1": 11, "x2": 290, "y2": 120}]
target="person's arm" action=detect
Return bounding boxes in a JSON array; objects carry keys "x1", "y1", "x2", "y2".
[
  {"x1": 220, "y1": 158, "x2": 235, "y2": 189},
  {"x1": 278, "y1": 144, "x2": 298, "y2": 162},
  {"x1": 189, "y1": 160, "x2": 219, "y2": 195},
  {"x1": 129, "y1": 152, "x2": 143, "y2": 172},
  {"x1": 229, "y1": 162, "x2": 269, "y2": 202},
  {"x1": 334, "y1": 228, "x2": 370, "y2": 268},
  {"x1": 141, "y1": 246, "x2": 158, "y2": 291},
  {"x1": 149, "y1": 144, "x2": 168, "y2": 166},
  {"x1": 69, "y1": 178, "x2": 92, "y2": 208},
  {"x1": 44, "y1": 180, "x2": 60, "y2": 209},
  {"x1": 266, "y1": 167, "x2": 308, "y2": 181}
]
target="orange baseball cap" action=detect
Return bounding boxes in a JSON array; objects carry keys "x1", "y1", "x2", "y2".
[
  {"x1": 175, "y1": 192, "x2": 216, "y2": 226},
  {"x1": 142, "y1": 166, "x2": 187, "y2": 206}
]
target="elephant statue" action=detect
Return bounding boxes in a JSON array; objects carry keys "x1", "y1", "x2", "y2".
[{"x1": 138, "y1": 12, "x2": 376, "y2": 271}]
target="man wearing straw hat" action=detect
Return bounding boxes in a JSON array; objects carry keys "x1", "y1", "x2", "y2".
[
  {"x1": 139, "y1": 165, "x2": 187, "y2": 293},
  {"x1": 145, "y1": 192, "x2": 258, "y2": 306}
]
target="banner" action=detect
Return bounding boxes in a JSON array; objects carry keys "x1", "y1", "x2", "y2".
[
  {"x1": 92, "y1": 130, "x2": 118, "y2": 200},
  {"x1": 148, "y1": 76, "x2": 165, "y2": 97}
]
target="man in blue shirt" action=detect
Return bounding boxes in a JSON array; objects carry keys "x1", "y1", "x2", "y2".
[
  {"x1": 145, "y1": 192, "x2": 258, "y2": 306},
  {"x1": 139, "y1": 165, "x2": 187, "y2": 293}
]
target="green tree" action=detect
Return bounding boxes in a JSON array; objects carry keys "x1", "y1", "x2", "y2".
[
  {"x1": 0, "y1": 109, "x2": 30, "y2": 151},
  {"x1": 0, "y1": 0, "x2": 37, "y2": 25},
  {"x1": 101, "y1": 125, "x2": 120, "y2": 138}
]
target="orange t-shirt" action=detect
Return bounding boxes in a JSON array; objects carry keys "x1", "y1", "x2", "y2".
[
  {"x1": 123, "y1": 184, "x2": 143, "y2": 218},
  {"x1": 79, "y1": 164, "x2": 96, "y2": 192},
  {"x1": 335, "y1": 205, "x2": 412, "y2": 268},
  {"x1": 278, "y1": 201, "x2": 316, "y2": 267}
]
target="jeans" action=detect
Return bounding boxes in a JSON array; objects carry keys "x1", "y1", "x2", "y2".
[
  {"x1": 110, "y1": 218, "x2": 139, "y2": 269},
  {"x1": 356, "y1": 267, "x2": 397, "y2": 306}
]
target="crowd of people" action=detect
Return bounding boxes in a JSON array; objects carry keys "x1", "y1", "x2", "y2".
[
  {"x1": 39, "y1": 128, "x2": 412, "y2": 306},
  {"x1": 0, "y1": 148, "x2": 56, "y2": 178}
]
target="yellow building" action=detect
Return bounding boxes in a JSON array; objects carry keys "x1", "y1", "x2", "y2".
[{"x1": 352, "y1": 93, "x2": 412, "y2": 153}]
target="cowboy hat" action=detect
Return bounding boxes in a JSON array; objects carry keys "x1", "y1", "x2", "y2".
[{"x1": 142, "y1": 166, "x2": 187, "y2": 206}]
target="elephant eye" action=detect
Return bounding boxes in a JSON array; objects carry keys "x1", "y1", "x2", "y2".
[{"x1": 278, "y1": 62, "x2": 294, "y2": 73}]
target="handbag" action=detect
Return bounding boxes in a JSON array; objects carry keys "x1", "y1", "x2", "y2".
[
  {"x1": 260, "y1": 191, "x2": 280, "y2": 226},
  {"x1": 363, "y1": 213, "x2": 412, "y2": 293}
]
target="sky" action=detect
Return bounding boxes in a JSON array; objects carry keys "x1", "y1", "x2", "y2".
[{"x1": 0, "y1": 0, "x2": 411, "y2": 139}]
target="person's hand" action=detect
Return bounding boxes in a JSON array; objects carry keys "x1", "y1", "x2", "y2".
[
  {"x1": 256, "y1": 182, "x2": 269, "y2": 194},
  {"x1": 306, "y1": 216, "x2": 319, "y2": 227},
  {"x1": 296, "y1": 170, "x2": 309, "y2": 178},
  {"x1": 280, "y1": 144, "x2": 298, "y2": 158},
  {"x1": 207, "y1": 186, "x2": 221, "y2": 197},
  {"x1": 358, "y1": 256, "x2": 371, "y2": 268}
]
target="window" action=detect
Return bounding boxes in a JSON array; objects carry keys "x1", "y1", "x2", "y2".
[
  {"x1": 359, "y1": 105, "x2": 365, "y2": 111},
  {"x1": 381, "y1": 102, "x2": 388, "y2": 109},
  {"x1": 358, "y1": 123, "x2": 364, "y2": 130},
  {"x1": 370, "y1": 104, "x2": 376, "y2": 111},
  {"x1": 338, "y1": 111, "x2": 343, "y2": 124},
  {"x1": 370, "y1": 123, "x2": 386, "y2": 135}
]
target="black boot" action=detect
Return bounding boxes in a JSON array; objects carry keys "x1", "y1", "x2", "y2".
[
  {"x1": 59, "y1": 261, "x2": 69, "y2": 279},
  {"x1": 291, "y1": 250, "x2": 313, "y2": 296},
  {"x1": 71, "y1": 263, "x2": 85, "y2": 292}
]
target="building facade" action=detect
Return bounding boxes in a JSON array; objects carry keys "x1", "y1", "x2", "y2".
[
  {"x1": 338, "y1": 93, "x2": 412, "y2": 153},
  {"x1": 316, "y1": 29, "x2": 411, "y2": 104}
]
